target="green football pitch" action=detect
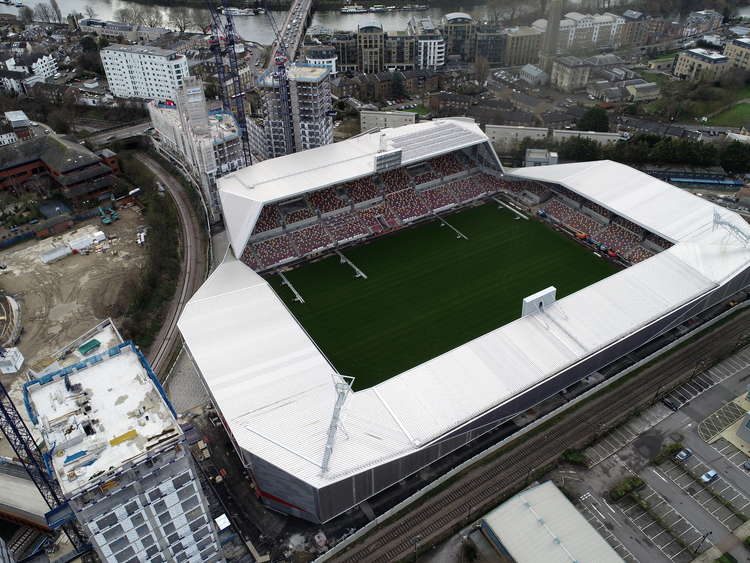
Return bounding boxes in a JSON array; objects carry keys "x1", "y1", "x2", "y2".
[{"x1": 269, "y1": 203, "x2": 619, "y2": 390}]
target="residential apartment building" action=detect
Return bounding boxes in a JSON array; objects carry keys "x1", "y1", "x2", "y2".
[
  {"x1": 23, "y1": 322, "x2": 223, "y2": 563},
  {"x1": 360, "y1": 110, "x2": 416, "y2": 131},
  {"x1": 503, "y1": 26, "x2": 543, "y2": 67},
  {"x1": 149, "y1": 77, "x2": 244, "y2": 223},
  {"x1": 533, "y1": 11, "x2": 625, "y2": 52},
  {"x1": 101, "y1": 45, "x2": 189, "y2": 100},
  {"x1": 442, "y1": 12, "x2": 476, "y2": 61},
  {"x1": 78, "y1": 18, "x2": 170, "y2": 43},
  {"x1": 618, "y1": 10, "x2": 648, "y2": 47},
  {"x1": 384, "y1": 31, "x2": 416, "y2": 70},
  {"x1": 550, "y1": 56, "x2": 591, "y2": 92},
  {"x1": 683, "y1": 9, "x2": 723, "y2": 37},
  {"x1": 408, "y1": 17, "x2": 446, "y2": 70},
  {"x1": 475, "y1": 24, "x2": 505, "y2": 66},
  {"x1": 357, "y1": 24, "x2": 386, "y2": 73},
  {"x1": 5, "y1": 52, "x2": 57, "y2": 86},
  {"x1": 673, "y1": 48, "x2": 729, "y2": 81},
  {"x1": 724, "y1": 37, "x2": 750, "y2": 71},
  {"x1": 330, "y1": 32, "x2": 358, "y2": 72},
  {"x1": 305, "y1": 44, "x2": 338, "y2": 75},
  {"x1": 252, "y1": 64, "x2": 333, "y2": 160}
]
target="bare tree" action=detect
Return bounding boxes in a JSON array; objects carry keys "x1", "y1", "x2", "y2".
[
  {"x1": 83, "y1": 4, "x2": 98, "y2": 19},
  {"x1": 168, "y1": 7, "x2": 192, "y2": 33},
  {"x1": 68, "y1": 10, "x2": 83, "y2": 27},
  {"x1": 49, "y1": 0, "x2": 62, "y2": 23},
  {"x1": 142, "y1": 6, "x2": 163, "y2": 28},
  {"x1": 189, "y1": 8, "x2": 211, "y2": 33},
  {"x1": 18, "y1": 5, "x2": 33, "y2": 24},
  {"x1": 33, "y1": 3, "x2": 54, "y2": 23},
  {"x1": 474, "y1": 56, "x2": 490, "y2": 83}
]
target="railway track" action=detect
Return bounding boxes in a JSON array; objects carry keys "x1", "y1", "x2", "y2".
[
  {"x1": 139, "y1": 154, "x2": 204, "y2": 377},
  {"x1": 333, "y1": 310, "x2": 750, "y2": 562}
]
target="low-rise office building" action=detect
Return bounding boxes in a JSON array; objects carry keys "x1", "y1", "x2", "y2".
[{"x1": 360, "y1": 110, "x2": 416, "y2": 132}]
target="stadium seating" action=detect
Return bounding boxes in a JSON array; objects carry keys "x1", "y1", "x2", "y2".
[
  {"x1": 346, "y1": 177, "x2": 380, "y2": 203},
  {"x1": 584, "y1": 202, "x2": 611, "y2": 218},
  {"x1": 358, "y1": 204, "x2": 399, "y2": 232},
  {"x1": 291, "y1": 224, "x2": 333, "y2": 255},
  {"x1": 386, "y1": 188, "x2": 429, "y2": 221},
  {"x1": 308, "y1": 187, "x2": 348, "y2": 214},
  {"x1": 645, "y1": 232, "x2": 672, "y2": 249},
  {"x1": 625, "y1": 246, "x2": 654, "y2": 264},
  {"x1": 421, "y1": 185, "x2": 457, "y2": 211},
  {"x1": 515, "y1": 181, "x2": 548, "y2": 198},
  {"x1": 254, "y1": 204, "x2": 282, "y2": 233},
  {"x1": 240, "y1": 245, "x2": 259, "y2": 270},
  {"x1": 541, "y1": 198, "x2": 575, "y2": 222},
  {"x1": 593, "y1": 223, "x2": 641, "y2": 254},
  {"x1": 565, "y1": 211, "x2": 602, "y2": 235},
  {"x1": 412, "y1": 170, "x2": 439, "y2": 185},
  {"x1": 553, "y1": 186, "x2": 584, "y2": 204},
  {"x1": 381, "y1": 168, "x2": 412, "y2": 194},
  {"x1": 429, "y1": 154, "x2": 465, "y2": 176},
  {"x1": 253, "y1": 235, "x2": 297, "y2": 268},
  {"x1": 326, "y1": 213, "x2": 369, "y2": 242},
  {"x1": 285, "y1": 205, "x2": 316, "y2": 225}
]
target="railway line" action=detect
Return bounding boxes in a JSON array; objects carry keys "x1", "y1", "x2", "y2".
[
  {"x1": 333, "y1": 309, "x2": 750, "y2": 562},
  {"x1": 139, "y1": 154, "x2": 205, "y2": 377}
]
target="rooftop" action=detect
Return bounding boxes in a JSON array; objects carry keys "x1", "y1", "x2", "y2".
[
  {"x1": 4, "y1": 110, "x2": 28, "y2": 124},
  {"x1": 0, "y1": 134, "x2": 101, "y2": 173},
  {"x1": 258, "y1": 63, "x2": 330, "y2": 86},
  {"x1": 685, "y1": 48, "x2": 728, "y2": 61},
  {"x1": 444, "y1": 12, "x2": 473, "y2": 22},
  {"x1": 102, "y1": 44, "x2": 180, "y2": 58},
  {"x1": 150, "y1": 103, "x2": 239, "y2": 141},
  {"x1": 24, "y1": 328, "x2": 179, "y2": 497},
  {"x1": 481, "y1": 481, "x2": 622, "y2": 563}
]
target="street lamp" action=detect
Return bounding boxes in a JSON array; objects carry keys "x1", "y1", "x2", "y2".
[
  {"x1": 411, "y1": 534, "x2": 422, "y2": 562},
  {"x1": 696, "y1": 530, "x2": 712, "y2": 553}
]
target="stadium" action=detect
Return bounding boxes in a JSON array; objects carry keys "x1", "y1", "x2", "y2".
[{"x1": 178, "y1": 118, "x2": 750, "y2": 524}]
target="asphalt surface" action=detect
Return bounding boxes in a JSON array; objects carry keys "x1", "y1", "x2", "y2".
[
  {"x1": 139, "y1": 153, "x2": 206, "y2": 377},
  {"x1": 88, "y1": 121, "x2": 151, "y2": 147}
]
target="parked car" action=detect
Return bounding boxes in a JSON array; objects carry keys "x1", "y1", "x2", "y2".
[
  {"x1": 675, "y1": 448, "x2": 692, "y2": 462},
  {"x1": 742, "y1": 460, "x2": 750, "y2": 471},
  {"x1": 700, "y1": 469, "x2": 718, "y2": 483}
]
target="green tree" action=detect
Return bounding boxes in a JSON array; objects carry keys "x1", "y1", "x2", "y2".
[
  {"x1": 97, "y1": 36, "x2": 109, "y2": 50},
  {"x1": 577, "y1": 106, "x2": 609, "y2": 132},
  {"x1": 391, "y1": 72, "x2": 406, "y2": 99},
  {"x1": 720, "y1": 141, "x2": 750, "y2": 174},
  {"x1": 558, "y1": 137, "x2": 601, "y2": 161},
  {"x1": 80, "y1": 35, "x2": 97, "y2": 52}
]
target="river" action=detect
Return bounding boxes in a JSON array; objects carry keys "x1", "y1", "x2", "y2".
[{"x1": 3, "y1": 0, "x2": 747, "y2": 45}]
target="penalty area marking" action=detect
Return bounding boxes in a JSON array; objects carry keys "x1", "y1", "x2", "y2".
[
  {"x1": 492, "y1": 197, "x2": 529, "y2": 220},
  {"x1": 279, "y1": 271, "x2": 305, "y2": 303},
  {"x1": 434, "y1": 213, "x2": 468, "y2": 240},
  {"x1": 336, "y1": 250, "x2": 368, "y2": 279}
]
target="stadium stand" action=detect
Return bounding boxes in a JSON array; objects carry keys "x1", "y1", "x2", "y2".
[
  {"x1": 358, "y1": 204, "x2": 399, "y2": 232},
  {"x1": 430, "y1": 154, "x2": 465, "y2": 176},
  {"x1": 291, "y1": 224, "x2": 333, "y2": 255},
  {"x1": 386, "y1": 188, "x2": 429, "y2": 221},
  {"x1": 583, "y1": 202, "x2": 611, "y2": 218},
  {"x1": 252, "y1": 234, "x2": 297, "y2": 268},
  {"x1": 254, "y1": 204, "x2": 282, "y2": 233},
  {"x1": 515, "y1": 181, "x2": 548, "y2": 198},
  {"x1": 542, "y1": 198, "x2": 575, "y2": 222},
  {"x1": 421, "y1": 185, "x2": 458, "y2": 211},
  {"x1": 285, "y1": 205, "x2": 316, "y2": 225},
  {"x1": 346, "y1": 177, "x2": 380, "y2": 203},
  {"x1": 566, "y1": 210, "x2": 602, "y2": 235},
  {"x1": 412, "y1": 170, "x2": 439, "y2": 185},
  {"x1": 625, "y1": 246, "x2": 654, "y2": 264},
  {"x1": 381, "y1": 168, "x2": 412, "y2": 194},
  {"x1": 308, "y1": 187, "x2": 348, "y2": 214},
  {"x1": 593, "y1": 223, "x2": 641, "y2": 254},
  {"x1": 240, "y1": 245, "x2": 259, "y2": 270},
  {"x1": 325, "y1": 213, "x2": 369, "y2": 242},
  {"x1": 645, "y1": 232, "x2": 672, "y2": 249}
]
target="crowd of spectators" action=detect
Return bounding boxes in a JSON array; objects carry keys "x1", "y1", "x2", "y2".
[
  {"x1": 291, "y1": 224, "x2": 333, "y2": 255},
  {"x1": 308, "y1": 187, "x2": 348, "y2": 214},
  {"x1": 381, "y1": 168, "x2": 412, "y2": 194},
  {"x1": 430, "y1": 154, "x2": 465, "y2": 177},
  {"x1": 386, "y1": 189, "x2": 429, "y2": 221},
  {"x1": 542, "y1": 198, "x2": 575, "y2": 222},
  {"x1": 421, "y1": 185, "x2": 457, "y2": 211},
  {"x1": 252, "y1": 234, "x2": 297, "y2": 268},
  {"x1": 255, "y1": 204, "x2": 282, "y2": 233},
  {"x1": 594, "y1": 223, "x2": 641, "y2": 254},
  {"x1": 326, "y1": 213, "x2": 369, "y2": 242},
  {"x1": 346, "y1": 177, "x2": 380, "y2": 203}
]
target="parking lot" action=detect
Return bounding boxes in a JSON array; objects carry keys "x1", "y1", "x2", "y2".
[
  {"x1": 577, "y1": 494, "x2": 638, "y2": 563},
  {"x1": 584, "y1": 404, "x2": 671, "y2": 466},
  {"x1": 712, "y1": 437, "x2": 750, "y2": 469},
  {"x1": 662, "y1": 348, "x2": 750, "y2": 410},
  {"x1": 617, "y1": 484, "x2": 712, "y2": 562},
  {"x1": 657, "y1": 455, "x2": 750, "y2": 530}
]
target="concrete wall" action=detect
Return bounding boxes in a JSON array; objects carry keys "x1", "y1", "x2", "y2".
[{"x1": 360, "y1": 110, "x2": 417, "y2": 132}]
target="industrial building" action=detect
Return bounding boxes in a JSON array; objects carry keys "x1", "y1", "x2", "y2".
[
  {"x1": 176, "y1": 117, "x2": 750, "y2": 524},
  {"x1": 101, "y1": 45, "x2": 189, "y2": 100},
  {"x1": 249, "y1": 63, "x2": 333, "y2": 161},
  {"x1": 480, "y1": 481, "x2": 623, "y2": 562},
  {"x1": 23, "y1": 322, "x2": 223, "y2": 562},
  {"x1": 149, "y1": 77, "x2": 244, "y2": 223}
]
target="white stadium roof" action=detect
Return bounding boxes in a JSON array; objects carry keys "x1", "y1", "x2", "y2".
[
  {"x1": 180, "y1": 160, "x2": 750, "y2": 493},
  {"x1": 218, "y1": 118, "x2": 488, "y2": 256}
]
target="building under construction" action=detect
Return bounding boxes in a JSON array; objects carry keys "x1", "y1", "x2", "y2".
[
  {"x1": 23, "y1": 321, "x2": 223, "y2": 562},
  {"x1": 249, "y1": 63, "x2": 333, "y2": 161}
]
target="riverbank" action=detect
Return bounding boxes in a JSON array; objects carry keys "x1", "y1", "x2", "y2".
[{"x1": 127, "y1": 0, "x2": 491, "y2": 12}]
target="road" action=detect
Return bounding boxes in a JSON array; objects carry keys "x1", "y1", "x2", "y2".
[
  {"x1": 328, "y1": 309, "x2": 750, "y2": 562},
  {"x1": 87, "y1": 121, "x2": 151, "y2": 147},
  {"x1": 270, "y1": 0, "x2": 312, "y2": 62},
  {"x1": 139, "y1": 153, "x2": 206, "y2": 377}
]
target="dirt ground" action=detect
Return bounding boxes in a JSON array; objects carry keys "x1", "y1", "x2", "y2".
[{"x1": 0, "y1": 206, "x2": 148, "y2": 454}]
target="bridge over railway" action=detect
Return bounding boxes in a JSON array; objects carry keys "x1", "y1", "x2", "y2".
[{"x1": 269, "y1": 0, "x2": 313, "y2": 64}]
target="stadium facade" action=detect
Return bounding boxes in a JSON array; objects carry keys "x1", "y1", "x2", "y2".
[{"x1": 178, "y1": 118, "x2": 750, "y2": 523}]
